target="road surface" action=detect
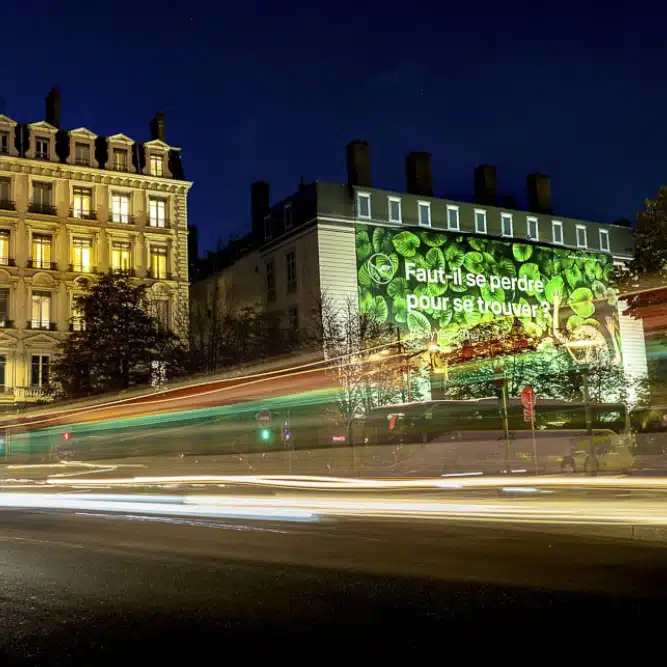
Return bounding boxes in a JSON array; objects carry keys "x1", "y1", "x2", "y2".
[{"x1": 0, "y1": 508, "x2": 666, "y2": 663}]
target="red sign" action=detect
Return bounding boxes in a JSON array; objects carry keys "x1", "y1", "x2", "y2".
[
  {"x1": 520, "y1": 386, "x2": 536, "y2": 409},
  {"x1": 256, "y1": 410, "x2": 271, "y2": 427},
  {"x1": 523, "y1": 406, "x2": 534, "y2": 423}
]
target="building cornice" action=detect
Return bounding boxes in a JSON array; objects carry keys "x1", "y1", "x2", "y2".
[{"x1": 0, "y1": 156, "x2": 192, "y2": 194}]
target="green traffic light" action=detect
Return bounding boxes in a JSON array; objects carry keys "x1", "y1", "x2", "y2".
[{"x1": 260, "y1": 429, "x2": 271, "y2": 441}]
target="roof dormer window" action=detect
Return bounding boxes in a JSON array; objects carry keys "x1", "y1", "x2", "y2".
[
  {"x1": 74, "y1": 142, "x2": 91, "y2": 166},
  {"x1": 149, "y1": 154, "x2": 163, "y2": 177},
  {"x1": 35, "y1": 137, "x2": 50, "y2": 160}
]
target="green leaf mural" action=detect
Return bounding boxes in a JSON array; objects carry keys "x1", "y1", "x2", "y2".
[
  {"x1": 569, "y1": 287, "x2": 596, "y2": 318},
  {"x1": 353, "y1": 222, "x2": 619, "y2": 374},
  {"x1": 512, "y1": 243, "x2": 534, "y2": 262},
  {"x1": 392, "y1": 231, "x2": 421, "y2": 257}
]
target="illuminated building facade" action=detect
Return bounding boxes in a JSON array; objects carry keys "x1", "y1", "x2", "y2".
[
  {"x1": 0, "y1": 89, "x2": 192, "y2": 404},
  {"x1": 192, "y1": 141, "x2": 647, "y2": 398}
]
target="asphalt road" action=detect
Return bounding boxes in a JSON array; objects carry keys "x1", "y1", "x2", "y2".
[{"x1": 1, "y1": 510, "x2": 666, "y2": 664}]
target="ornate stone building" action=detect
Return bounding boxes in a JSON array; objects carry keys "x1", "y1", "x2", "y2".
[{"x1": 0, "y1": 89, "x2": 192, "y2": 404}]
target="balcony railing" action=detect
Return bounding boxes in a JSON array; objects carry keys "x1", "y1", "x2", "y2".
[
  {"x1": 68, "y1": 320, "x2": 85, "y2": 332},
  {"x1": 27, "y1": 259, "x2": 57, "y2": 270},
  {"x1": 27, "y1": 321, "x2": 57, "y2": 331},
  {"x1": 28, "y1": 202, "x2": 57, "y2": 215},
  {"x1": 68, "y1": 263, "x2": 96, "y2": 273},
  {"x1": 109, "y1": 214, "x2": 136, "y2": 225},
  {"x1": 0, "y1": 199, "x2": 15, "y2": 211},
  {"x1": 0, "y1": 320, "x2": 14, "y2": 329},
  {"x1": 35, "y1": 152, "x2": 50, "y2": 161},
  {"x1": 146, "y1": 269, "x2": 172, "y2": 280},
  {"x1": 110, "y1": 267, "x2": 136, "y2": 276},
  {"x1": 69, "y1": 208, "x2": 97, "y2": 221},
  {"x1": 0, "y1": 258, "x2": 16, "y2": 267},
  {"x1": 0, "y1": 145, "x2": 9, "y2": 155},
  {"x1": 74, "y1": 157, "x2": 91, "y2": 166},
  {"x1": 24, "y1": 386, "x2": 54, "y2": 400}
]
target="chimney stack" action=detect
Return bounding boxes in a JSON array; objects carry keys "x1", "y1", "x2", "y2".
[
  {"x1": 150, "y1": 112, "x2": 166, "y2": 142},
  {"x1": 474, "y1": 165, "x2": 498, "y2": 207},
  {"x1": 346, "y1": 140, "x2": 371, "y2": 188},
  {"x1": 526, "y1": 173, "x2": 552, "y2": 215},
  {"x1": 45, "y1": 88, "x2": 61, "y2": 128},
  {"x1": 251, "y1": 181, "x2": 270, "y2": 240},
  {"x1": 405, "y1": 152, "x2": 433, "y2": 196}
]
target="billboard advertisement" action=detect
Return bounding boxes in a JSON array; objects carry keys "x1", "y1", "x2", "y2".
[{"x1": 354, "y1": 223, "x2": 621, "y2": 367}]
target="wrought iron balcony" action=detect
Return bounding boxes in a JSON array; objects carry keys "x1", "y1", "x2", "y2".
[
  {"x1": 69, "y1": 208, "x2": 97, "y2": 221},
  {"x1": 0, "y1": 320, "x2": 14, "y2": 329},
  {"x1": 28, "y1": 202, "x2": 57, "y2": 215},
  {"x1": 35, "y1": 152, "x2": 50, "y2": 161},
  {"x1": 147, "y1": 220, "x2": 170, "y2": 230},
  {"x1": 0, "y1": 199, "x2": 15, "y2": 211},
  {"x1": 109, "y1": 214, "x2": 136, "y2": 225},
  {"x1": 111, "y1": 267, "x2": 136, "y2": 277},
  {"x1": 27, "y1": 321, "x2": 57, "y2": 331},
  {"x1": 0, "y1": 257, "x2": 16, "y2": 267},
  {"x1": 27, "y1": 259, "x2": 58, "y2": 270},
  {"x1": 68, "y1": 263, "x2": 96, "y2": 273},
  {"x1": 68, "y1": 320, "x2": 85, "y2": 332},
  {"x1": 146, "y1": 269, "x2": 172, "y2": 280},
  {"x1": 74, "y1": 157, "x2": 91, "y2": 166}
]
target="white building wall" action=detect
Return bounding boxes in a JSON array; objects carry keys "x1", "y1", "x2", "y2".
[{"x1": 618, "y1": 299, "x2": 649, "y2": 405}]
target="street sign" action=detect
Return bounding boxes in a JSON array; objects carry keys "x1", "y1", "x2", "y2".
[
  {"x1": 520, "y1": 385, "x2": 536, "y2": 409},
  {"x1": 523, "y1": 406, "x2": 534, "y2": 423},
  {"x1": 256, "y1": 409, "x2": 271, "y2": 428}
]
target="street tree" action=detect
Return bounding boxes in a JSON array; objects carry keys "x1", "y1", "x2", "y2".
[{"x1": 53, "y1": 272, "x2": 186, "y2": 399}]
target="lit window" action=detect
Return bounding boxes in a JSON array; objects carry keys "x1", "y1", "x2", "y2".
[
  {"x1": 286, "y1": 250, "x2": 297, "y2": 293},
  {"x1": 31, "y1": 355, "x2": 49, "y2": 388},
  {"x1": 266, "y1": 259, "x2": 276, "y2": 302},
  {"x1": 418, "y1": 201, "x2": 431, "y2": 227},
  {"x1": 113, "y1": 149, "x2": 128, "y2": 171},
  {"x1": 357, "y1": 192, "x2": 371, "y2": 219},
  {"x1": 552, "y1": 220, "x2": 564, "y2": 245},
  {"x1": 474, "y1": 209, "x2": 487, "y2": 234},
  {"x1": 31, "y1": 235, "x2": 52, "y2": 269},
  {"x1": 149, "y1": 154, "x2": 163, "y2": 177},
  {"x1": 111, "y1": 241, "x2": 131, "y2": 272},
  {"x1": 388, "y1": 197, "x2": 402, "y2": 223},
  {"x1": 0, "y1": 288, "x2": 9, "y2": 326},
  {"x1": 31, "y1": 291, "x2": 50, "y2": 329},
  {"x1": 111, "y1": 193, "x2": 130, "y2": 223},
  {"x1": 71, "y1": 238, "x2": 92, "y2": 273},
  {"x1": 576, "y1": 225, "x2": 587, "y2": 248},
  {"x1": 150, "y1": 247, "x2": 168, "y2": 279},
  {"x1": 527, "y1": 216, "x2": 539, "y2": 240},
  {"x1": 72, "y1": 187, "x2": 93, "y2": 219},
  {"x1": 0, "y1": 230, "x2": 9, "y2": 265},
  {"x1": 599, "y1": 229, "x2": 610, "y2": 253},
  {"x1": 447, "y1": 205, "x2": 460, "y2": 231},
  {"x1": 71, "y1": 301, "x2": 85, "y2": 331},
  {"x1": 74, "y1": 143, "x2": 90, "y2": 166},
  {"x1": 35, "y1": 137, "x2": 50, "y2": 160},
  {"x1": 501, "y1": 213, "x2": 513, "y2": 237},
  {"x1": 149, "y1": 198, "x2": 167, "y2": 228},
  {"x1": 284, "y1": 203, "x2": 293, "y2": 230}
]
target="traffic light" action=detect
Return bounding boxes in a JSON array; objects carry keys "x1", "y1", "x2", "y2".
[
  {"x1": 63, "y1": 432, "x2": 71, "y2": 441},
  {"x1": 260, "y1": 428, "x2": 271, "y2": 442}
]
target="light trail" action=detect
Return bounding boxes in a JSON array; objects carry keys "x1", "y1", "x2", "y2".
[
  {"x1": 2, "y1": 492, "x2": 667, "y2": 530},
  {"x1": 38, "y1": 472, "x2": 667, "y2": 491}
]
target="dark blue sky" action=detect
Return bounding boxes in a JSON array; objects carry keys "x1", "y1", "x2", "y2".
[{"x1": 2, "y1": 3, "x2": 663, "y2": 253}]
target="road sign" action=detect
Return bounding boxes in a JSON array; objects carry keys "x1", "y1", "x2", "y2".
[
  {"x1": 523, "y1": 406, "x2": 534, "y2": 423},
  {"x1": 257, "y1": 409, "x2": 271, "y2": 427},
  {"x1": 520, "y1": 385, "x2": 536, "y2": 409}
]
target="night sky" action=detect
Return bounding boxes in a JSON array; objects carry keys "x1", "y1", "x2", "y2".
[{"x1": 2, "y1": 3, "x2": 664, "y2": 254}]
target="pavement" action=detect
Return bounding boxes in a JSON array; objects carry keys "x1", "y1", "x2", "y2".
[{"x1": 1, "y1": 508, "x2": 666, "y2": 663}]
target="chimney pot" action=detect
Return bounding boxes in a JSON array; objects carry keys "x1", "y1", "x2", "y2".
[
  {"x1": 45, "y1": 87, "x2": 61, "y2": 128},
  {"x1": 150, "y1": 112, "x2": 167, "y2": 142},
  {"x1": 346, "y1": 140, "x2": 371, "y2": 188},
  {"x1": 405, "y1": 152, "x2": 433, "y2": 196},
  {"x1": 526, "y1": 173, "x2": 552, "y2": 215},
  {"x1": 473, "y1": 165, "x2": 498, "y2": 207}
]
